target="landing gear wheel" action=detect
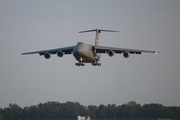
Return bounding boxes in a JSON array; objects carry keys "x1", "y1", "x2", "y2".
[
  {"x1": 75, "y1": 62, "x2": 85, "y2": 66},
  {"x1": 92, "y1": 63, "x2": 101, "y2": 66}
]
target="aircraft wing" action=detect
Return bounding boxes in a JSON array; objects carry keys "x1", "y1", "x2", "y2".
[
  {"x1": 22, "y1": 46, "x2": 75, "y2": 55},
  {"x1": 94, "y1": 46, "x2": 160, "y2": 54}
]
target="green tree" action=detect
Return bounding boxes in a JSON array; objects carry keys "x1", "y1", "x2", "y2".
[
  {"x1": 96, "y1": 104, "x2": 107, "y2": 119},
  {"x1": 142, "y1": 103, "x2": 164, "y2": 118},
  {"x1": 0, "y1": 101, "x2": 180, "y2": 119},
  {"x1": 9, "y1": 103, "x2": 24, "y2": 119},
  {"x1": 126, "y1": 101, "x2": 141, "y2": 120},
  {"x1": 107, "y1": 104, "x2": 117, "y2": 119},
  {"x1": 88, "y1": 105, "x2": 97, "y2": 119},
  {"x1": 28, "y1": 105, "x2": 38, "y2": 119},
  {"x1": 0, "y1": 115, "x2": 2, "y2": 120}
]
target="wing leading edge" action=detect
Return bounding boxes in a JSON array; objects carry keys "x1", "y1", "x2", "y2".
[
  {"x1": 22, "y1": 46, "x2": 75, "y2": 55},
  {"x1": 95, "y1": 46, "x2": 160, "y2": 54}
]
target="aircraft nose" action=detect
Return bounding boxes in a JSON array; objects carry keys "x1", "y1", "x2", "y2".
[
  {"x1": 77, "y1": 46, "x2": 85, "y2": 55},
  {"x1": 73, "y1": 46, "x2": 84, "y2": 57}
]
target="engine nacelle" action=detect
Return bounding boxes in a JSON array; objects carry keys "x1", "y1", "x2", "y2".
[
  {"x1": 108, "y1": 50, "x2": 114, "y2": 57},
  {"x1": 57, "y1": 51, "x2": 64, "y2": 57},
  {"x1": 123, "y1": 52, "x2": 130, "y2": 58},
  {"x1": 44, "y1": 52, "x2": 51, "y2": 59}
]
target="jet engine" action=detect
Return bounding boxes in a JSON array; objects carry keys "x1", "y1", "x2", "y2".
[
  {"x1": 57, "y1": 51, "x2": 64, "y2": 57},
  {"x1": 123, "y1": 51, "x2": 130, "y2": 58},
  {"x1": 108, "y1": 50, "x2": 114, "y2": 57},
  {"x1": 44, "y1": 52, "x2": 51, "y2": 59}
]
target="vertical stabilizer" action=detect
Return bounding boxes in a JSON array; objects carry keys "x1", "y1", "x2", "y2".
[
  {"x1": 95, "y1": 29, "x2": 100, "y2": 46},
  {"x1": 79, "y1": 29, "x2": 119, "y2": 46}
]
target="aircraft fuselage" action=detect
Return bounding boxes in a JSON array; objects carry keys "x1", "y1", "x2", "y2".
[{"x1": 73, "y1": 42, "x2": 101, "y2": 63}]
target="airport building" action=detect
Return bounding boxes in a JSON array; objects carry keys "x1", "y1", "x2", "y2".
[{"x1": 77, "y1": 116, "x2": 91, "y2": 120}]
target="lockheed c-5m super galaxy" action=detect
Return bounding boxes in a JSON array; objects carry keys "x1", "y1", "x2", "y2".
[{"x1": 22, "y1": 29, "x2": 160, "y2": 66}]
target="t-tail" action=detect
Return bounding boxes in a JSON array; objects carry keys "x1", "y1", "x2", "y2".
[{"x1": 79, "y1": 29, "x2": 119, "y2": 46}]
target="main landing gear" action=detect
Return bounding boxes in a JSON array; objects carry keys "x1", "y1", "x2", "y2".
[
  {"x1": 92, "y1": 63, "x2": 101, "y2": 66},
  {"x1": 75, "y1": 62, "x2": 85, "y2": 66},
  {"x1": 75, "y1": 62, "x2": 101, "y2": 66}
]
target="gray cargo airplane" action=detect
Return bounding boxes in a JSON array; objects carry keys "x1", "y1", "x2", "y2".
[{"x1": 22, "y1": 29, "x2": 160, "y2": 66}]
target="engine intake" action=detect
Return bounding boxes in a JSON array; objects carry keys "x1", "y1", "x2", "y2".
[
  {"x1": 108, "y1": 50, "x2": 114, "y2": 57},
  {"x1": 123, "y1": 52, "x2": 130, "y2": 58},
  {"x1": 44, "y1": 52, "x2": 51, "y2": 59},
  {"x1": 57, "y1": 51, "x2": 64, "y2": 57}
]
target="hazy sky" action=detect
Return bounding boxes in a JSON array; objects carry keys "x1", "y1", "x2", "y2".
[{"x1": 0, "y1": 0, "x2": 180, "y2": 108}]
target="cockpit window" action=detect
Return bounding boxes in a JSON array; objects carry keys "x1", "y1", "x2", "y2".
[{"x1": 77, "y1": 42, "x2": 83, "y2": 45}]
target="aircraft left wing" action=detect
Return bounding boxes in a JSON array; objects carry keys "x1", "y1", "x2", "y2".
[
  {"x1": 22, "y1": 46, "x2": 75, "y2": 56},
  {"x1": 94, "y1": 46, "x2": 160, "y2": 55}
]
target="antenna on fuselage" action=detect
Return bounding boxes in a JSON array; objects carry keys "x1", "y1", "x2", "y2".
[{"x1": 79, "y1": 29, "x2": 119, "y2": 46}]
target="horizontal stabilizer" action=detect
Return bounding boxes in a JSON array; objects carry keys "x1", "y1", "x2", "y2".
[
  {"x1": 79, "y1": 29, "x2": 119, "y2": 46},
  {"x1": 79, "y1": 29, "x2": 119, "y2": 33}
]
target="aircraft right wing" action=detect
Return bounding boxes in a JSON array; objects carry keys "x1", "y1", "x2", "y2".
[{"x1": 22, "y1": 46, "x2": 75, "y2": 58}]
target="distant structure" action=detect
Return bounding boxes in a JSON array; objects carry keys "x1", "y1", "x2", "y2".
[{"x1": 77, "y1": 116, "x2": 91, "y2": 120}]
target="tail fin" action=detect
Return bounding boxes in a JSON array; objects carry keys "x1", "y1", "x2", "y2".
[{"x1": 79, "y1": 29, "x2": 119, "y2": 46}]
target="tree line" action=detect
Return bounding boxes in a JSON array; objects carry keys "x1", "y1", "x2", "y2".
[{"x1": 0, "y1": 101, "x2": 180, "y2": 120}]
